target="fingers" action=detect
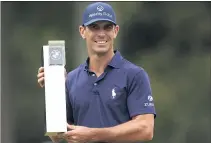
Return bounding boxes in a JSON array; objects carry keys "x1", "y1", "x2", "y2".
[
  {"x1": 63, "y1": 134, "x2": 77, "y2": 143},
  {"x1": 64, "y1": 130, "x2": 75, "y2": 141},
  {"x1": 67, "y1": 124, "x2": 76, "y2": 130},
  {"x1": 37, "y1": 67, "x2": 45, "y2": 87},
  {"x1": 49, "y1": 135, "x2": 62, "y2": 143},
  {"x1": 38, "y1": 77, "x2": 45, "y2": 87},
  {"x1": 63, "y1": 131, "x2": 81, "y2": 143},
  {"x1": 37, "y1": 72, "x2": 44, "y2": 78},
  {"x1": 38, "y1": 67, "x2": 44, "y2": 73}
]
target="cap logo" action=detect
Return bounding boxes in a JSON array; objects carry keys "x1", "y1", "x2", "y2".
[{"x1": 97, "y1": 5, "x2": 104, "y2": 11}]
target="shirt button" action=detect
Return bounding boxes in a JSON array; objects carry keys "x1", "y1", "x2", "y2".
[{"x1": 94, "y1": 83, "x2": 97, "y2": 86}]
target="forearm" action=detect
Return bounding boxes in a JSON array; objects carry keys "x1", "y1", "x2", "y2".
[{"x1": 92, "y1": 119, "x2": 153, "y2": 143}]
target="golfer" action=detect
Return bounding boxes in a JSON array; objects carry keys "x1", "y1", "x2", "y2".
[{"x1": 37, "y1": 2, "x2": 156, "y2": 143}]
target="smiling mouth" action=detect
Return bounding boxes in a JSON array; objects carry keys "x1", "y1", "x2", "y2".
[{"x1": 95, "y1": 41, "x2": 107, "y2": 44}]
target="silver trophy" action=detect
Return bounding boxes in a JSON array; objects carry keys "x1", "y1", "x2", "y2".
[{"x1": 43, "y1": 40, "x2": 67, "y2": 136}]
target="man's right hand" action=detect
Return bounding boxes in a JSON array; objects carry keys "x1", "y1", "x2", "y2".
[{"x1": 37, "y1": 67, "x2": 67, "y2": 88}]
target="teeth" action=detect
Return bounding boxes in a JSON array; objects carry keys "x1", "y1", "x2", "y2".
[{"x1": 96, "y1": 41, "x2": 106, "y2": 44}]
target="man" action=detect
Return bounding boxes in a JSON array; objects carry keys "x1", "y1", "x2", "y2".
[{"x1": 37, "y1": 2, "x2": 156, "y2": 143}]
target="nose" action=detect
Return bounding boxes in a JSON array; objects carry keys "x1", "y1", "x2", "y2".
[
  {"x1": 98, "y1": 33, "x2": 105, "y2": 38},
  {"x1": 97, "y1": 29, "x2": 106, "y2": 37}
]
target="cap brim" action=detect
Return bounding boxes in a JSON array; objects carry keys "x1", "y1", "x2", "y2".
[{"x1": 83, "y1": 18, "x2": 116, "y2": 26}]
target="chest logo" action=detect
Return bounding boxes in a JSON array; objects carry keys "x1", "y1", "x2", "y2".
[{"x1": 112, "y1": 88, "x2": 117, "y2": 99}]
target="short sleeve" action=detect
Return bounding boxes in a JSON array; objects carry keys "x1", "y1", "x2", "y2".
[
  {"x1": 127, "y1": 70, "x2": 156, "y2": 118},
  {"x1": 65, "y1": 79, "x2": 74, "y2": 124}
]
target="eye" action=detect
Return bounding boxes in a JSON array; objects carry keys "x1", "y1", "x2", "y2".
[
  {"x1": 105, "y1": 24, "x2": 113, "y2": 30},
  {"x1": 89, "y1": 24, "x2": 99, "y2": 30}
]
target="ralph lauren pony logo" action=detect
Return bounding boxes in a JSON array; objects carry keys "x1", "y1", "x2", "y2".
[{"x1": 112, "y1": 88, "x2": 117, "y2": 99}]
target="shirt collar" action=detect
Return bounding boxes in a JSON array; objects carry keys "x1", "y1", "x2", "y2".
[{"x1": 84, "y1": 50, "x2": 123, "y2": 71}]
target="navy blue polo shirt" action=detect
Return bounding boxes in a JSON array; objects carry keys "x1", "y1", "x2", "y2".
[{"x1": 65, "y1": 51, "x2": 156, "y2": 127}]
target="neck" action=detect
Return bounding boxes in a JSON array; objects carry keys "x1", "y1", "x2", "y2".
[{"x1": 89, "y1": 49, "x2": 115, "y2": 75}]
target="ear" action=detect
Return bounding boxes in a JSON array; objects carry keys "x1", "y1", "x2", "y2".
[
  {"x1": 79, "y1": 25, "x2": 86, "y2": 39},
  {"x1": 113, "y1": 25, "x2": 119, "y2": 39}
]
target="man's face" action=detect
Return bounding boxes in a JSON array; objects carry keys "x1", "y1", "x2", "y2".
[{"x1": 79, "y1": 21, "x2": 119, "y2": 55}]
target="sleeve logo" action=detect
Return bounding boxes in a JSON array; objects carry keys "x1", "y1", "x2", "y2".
[{"x1": 148, "y1": 95, "x2": 153, "y2": 101}]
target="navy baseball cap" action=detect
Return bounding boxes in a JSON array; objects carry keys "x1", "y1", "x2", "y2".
[{"x1": 82, "y1": 2, "x2": 116, "y2": 26}]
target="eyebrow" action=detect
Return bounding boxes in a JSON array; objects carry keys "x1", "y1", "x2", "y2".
[{"x1": 105, "y1": 23, "x2": 114, "y2": 26}]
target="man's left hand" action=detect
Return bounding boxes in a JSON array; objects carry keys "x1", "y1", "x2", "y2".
[{"x1": 64, "y1": 124, "x2": 96, "y2": 143}]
